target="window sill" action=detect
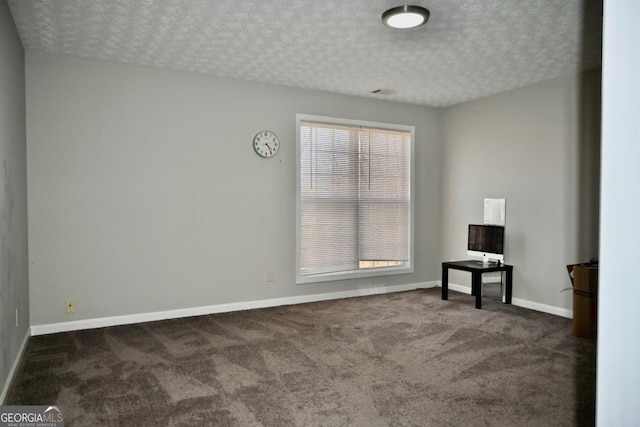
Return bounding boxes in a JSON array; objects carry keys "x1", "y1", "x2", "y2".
[{"x1": 296, "y1": 265, "x2": 413, "y2": 285}]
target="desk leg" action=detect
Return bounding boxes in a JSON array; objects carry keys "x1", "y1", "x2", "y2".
[
  {"x1": 505, "y1": 267, "x2": 513, "y2": 304},
  {"x1": 472, "y1": 272, "x2": 482, "y2": 309},
  {"x1": 441, "y1": 265, "x2": 449, "y2": 300}
]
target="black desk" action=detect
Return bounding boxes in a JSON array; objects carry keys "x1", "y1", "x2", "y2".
[{"x1": 441, "y1": 260, "x2": 513, "y2": 309}]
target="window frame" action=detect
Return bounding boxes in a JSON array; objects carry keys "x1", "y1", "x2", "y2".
[{"x1": 295, "y1": 114, "x2": 415, "y2": 284}]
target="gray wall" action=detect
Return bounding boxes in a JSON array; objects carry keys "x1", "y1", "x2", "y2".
[
  {"x1": 441, "y1": 69, "x2": 601, "y2": 313},
  {"x1": 597, "y1": 0, "x2": 640, "y2": 422},
  {"x1": 0, "y1": 0, "x2": 29, "y2": 400},
  {"x1": 25, "y1": 51, "x2": 602, "y2": 327},
  {"x1": 26, "y1": 52, "x2": 443, "y2": 326}
]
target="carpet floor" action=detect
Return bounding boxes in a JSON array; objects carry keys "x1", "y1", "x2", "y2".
[{"x1": 6, "y1": 288, "x2": 596, "y2": 426}]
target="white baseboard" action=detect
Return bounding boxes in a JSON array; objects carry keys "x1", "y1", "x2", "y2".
[
  {"x1": 31, "y1": 281, "x2": 438, "y2": 336},
  {"x1": 1, "y1": 330, "x2": 30, "y2": 404},
  {"x1": 447, "y1": 283, "x2": 473, "y2": 294},
  {"x1": 445, "y1": 282, "x2": 572, "y2": 319},
  {"x1": 511, "y1": 297, "x2": 572, "y2": 318}
]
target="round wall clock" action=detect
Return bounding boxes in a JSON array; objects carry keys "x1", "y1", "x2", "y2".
[{"x1": 252, "y1": 130, "x2": 280, "y2": 158}]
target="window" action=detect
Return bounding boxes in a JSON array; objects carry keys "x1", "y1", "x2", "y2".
[{"x1": 296, "y1": 114, "x2": 414, "y2": 284}]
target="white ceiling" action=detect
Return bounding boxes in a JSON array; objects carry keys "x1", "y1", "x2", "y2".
[{"x1": 8, "y1": 0, "x2": 602, "y2": 107}]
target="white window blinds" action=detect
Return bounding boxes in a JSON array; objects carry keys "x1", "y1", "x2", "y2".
[{"x1": 296, "y1": 115, "x2": 413, "y2": 283}]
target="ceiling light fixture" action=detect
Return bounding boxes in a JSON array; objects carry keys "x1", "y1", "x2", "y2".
[{"x1": 382, "y1": 5, "x2": 430, "y2": 29}]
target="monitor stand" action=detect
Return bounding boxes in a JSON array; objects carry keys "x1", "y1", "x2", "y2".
[{"x1": 481, "y1": 255, "x2": 502, "y2": 266}]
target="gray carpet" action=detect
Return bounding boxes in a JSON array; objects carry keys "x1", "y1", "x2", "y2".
[{"x1": 7, "y1": 288, "x2": 595, "y2": 426}]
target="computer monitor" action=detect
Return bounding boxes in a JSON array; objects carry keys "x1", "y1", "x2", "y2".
[{"x1": 467, "y1": 224, "x2": 505, "y2": 264}]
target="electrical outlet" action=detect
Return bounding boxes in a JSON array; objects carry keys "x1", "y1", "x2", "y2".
[
  {"x1": 65, "y1": 300, "x2": 75, "y2": 314},
  {"x1": 266, "y1": 270, "x2": 274, "y2": 282}
]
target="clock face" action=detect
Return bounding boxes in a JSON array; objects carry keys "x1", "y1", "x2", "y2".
[{"x1": 253, "y1": 130, "x2": 279, "y2": 158}]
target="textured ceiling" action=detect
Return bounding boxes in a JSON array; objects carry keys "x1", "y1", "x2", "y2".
[{"x1": 8, "y1": 0, "x2": 602, "y2": 107}]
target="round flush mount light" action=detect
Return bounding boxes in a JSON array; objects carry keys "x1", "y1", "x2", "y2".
[{"x1": 382, "y1": 5, "x2": 430, "y2": 29}]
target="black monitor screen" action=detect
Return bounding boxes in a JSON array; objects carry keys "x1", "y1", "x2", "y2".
[{"x1": 468, "y1": 224, "x2": 504, "y2": 254}]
